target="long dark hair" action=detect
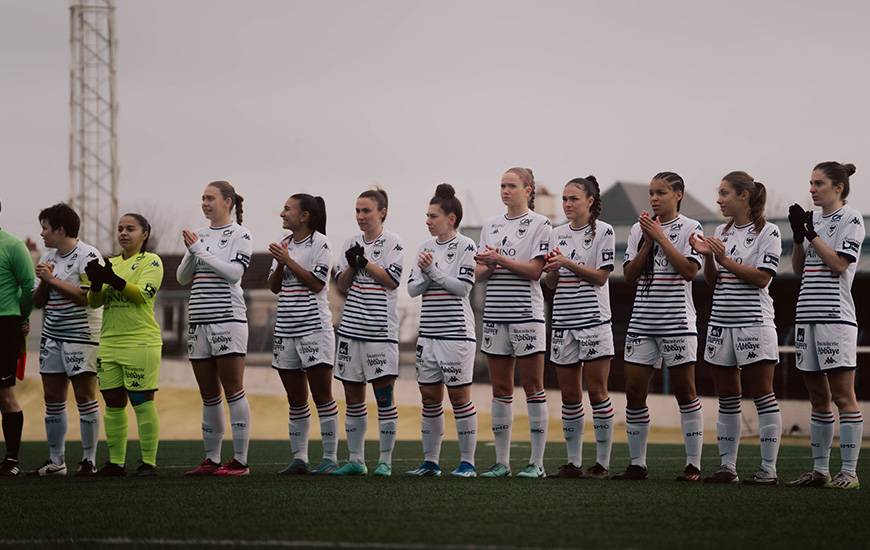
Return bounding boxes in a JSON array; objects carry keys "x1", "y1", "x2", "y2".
[
  {"x1": 639, "y1": 172, "x2": 685, "y2": 294},
  {"x1": 208, "y1": 180, "x2": 244, "y2": 224},
  {"x1": 566, "y1": 175, "x2": 601, "y2": 237},
  {"x1": 291, "y1": 193, "x2": 327, "y2": 235},
  {"x1": 722, "y1": 171, "x2": 766, "y2": 234}
]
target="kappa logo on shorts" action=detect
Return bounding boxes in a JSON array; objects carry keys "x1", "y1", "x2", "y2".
[
  {"x1": 307, "y1": 355, "x2": 317, "y2": 362},
  {"x1": 673, "y1": 353, "x2": 685, "y2": 362},
  {"x1": 825, "y1": 357, "x2": 837, "y2": 365},
  {"x1": 523, "y1": 343, "x2": 536, "y2": 352},
  {"x1": 219, "y1": 344, "x2": 230, "y2": 352},
  {"x1": 448, "y1": 376, "x2": 459, "y2": 383},
  {"x1": 585, "y1": 348, "x2": 598, "y2": 357},
  {"x1": 747, "y1": 351, "x2": 758, "y2": 360}
]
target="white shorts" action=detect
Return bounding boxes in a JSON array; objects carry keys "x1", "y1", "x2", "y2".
[
  {"x1": 794, "y1": 324, "x2": 858, "y2": 372},
  {"x1": 272, "y1": 330, "x2": 335, "y2": 371},
  {"x1": 334, "y1": 337, "x2": 399, "y2": 383},
  {"x1": 481, "y1": 321, "x2": 546, "y2": 357},
  {"x1": 39, "y1": 337, "x2": 98, "y2": 377},
  {"x1": 624, "y1": 334, "x2": 698, "y2": 368},
  {"x1": 550, "y1": 323, "x2": 615, "y2": 366},
  {"x1": 415, "y1": 337, "x2": 475, "y2": 387},
  {"x1": 188, "y1": 322, "x2": 248, "y2": 360},
  {"x1": 704, "y1": 326, "x2": 779, "y2": 367}
]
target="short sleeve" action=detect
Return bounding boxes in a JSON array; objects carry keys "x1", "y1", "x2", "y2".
[
  {"x1": 836, "y1": 214, "x2": 865, "y2": 263},
  {"x1": 596, "y1": 225, "x2": 616, "y2": 270},
  {"x1": 531, "y1": 218, "x2": 551, "y2": 259},
  {"x1": 623, "y1": 224, "x2": 641, "y2": 265},
  {"x1": 755, "y1": 224, "x2": 782, "y2": 275},
  {"x1": 383, "y1": 235, "x2": 404, "y2": 284},
  {"x1": 138, "y1": 255, "x2": 164, "y2": 301},
  {"x1": 685, "y1": 223, "x2": 704, "y2": 266},
  {"x1": 310, "y1": 238, "x2": 332, "y2": 284},
  {"x1": 230, "y1": 228, "x2": 253, "y2": 271}
]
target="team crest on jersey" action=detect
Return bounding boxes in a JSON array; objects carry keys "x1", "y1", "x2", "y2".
[
  {"x1": 827, "y1": 224, "x2": 837, "y2": 237},
  {"x1": 219, "y1": 238, "x2": 230, "y2": 248},
  {"x1": 131, "y1": 263, "x2": 139, "y2": 271},
  {"x1": 515, "y1": 218, "x2": 532, "y2": 239},
  {"x1": 668, "y1": 231, "x2": 679, "y2": 243},
  {"x1": 583, "y1": 233, "x2": 593, "y2": 250},
  {"x1": 65, "y1": 262, "x2": 74, "y2": 273},
  {"x1": 744, "y1": 230, "x2": 756, "y2": 247},
  {"x1": 372, "y1": 248, "x2": 382, "y2": 260}
]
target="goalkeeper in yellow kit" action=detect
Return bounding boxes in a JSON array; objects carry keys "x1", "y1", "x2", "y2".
[{"x1": 86, "y1": 213, "x2": 163, "y2": 476}]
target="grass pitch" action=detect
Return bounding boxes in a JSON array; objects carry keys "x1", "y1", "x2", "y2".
[{"x1": 1, "y1": 440, "x2": 867, "y2": 550}]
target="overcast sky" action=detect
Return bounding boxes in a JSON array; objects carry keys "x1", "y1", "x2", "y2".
[{"x1": 2, "y1": 0, "x2": 869, "y2": 255}]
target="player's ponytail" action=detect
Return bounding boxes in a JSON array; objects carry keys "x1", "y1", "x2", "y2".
[
  {"x1": 292, "y1": 193, "x2": 328, "y2": 236},
  {"x1": 722, "y1": 171, "x2": 766, "y2": 234},
  {"x1": 208, "y1": 180, "x2": 244, "y2": 224}
]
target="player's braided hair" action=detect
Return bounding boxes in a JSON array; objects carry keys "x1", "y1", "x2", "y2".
[
  {"x1": 566, "y1": 175, "x2": 601, "y2": 237},
  {"x1": 208, "y1": 180, "x2": 244, "y2": 224},
  {"x1": 638, "y1": 171, "x2": 685, "y2": 295}
]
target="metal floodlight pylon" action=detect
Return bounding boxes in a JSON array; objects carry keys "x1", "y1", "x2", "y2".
[{"x1": 69, "y1": 0, "x2": 118, "y2": 253}]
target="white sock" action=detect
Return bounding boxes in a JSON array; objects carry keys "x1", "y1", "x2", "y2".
[
  {"x1": 377, "y1": 404, "x2": 398, "y2": 465},
  {"x1": 202, "y1": 395, "x2": 225, "y2": 463},
  {"x1": 316, "y1": 400, "x2": 339, "y2": 463},
  {"x1": 491, "y1": 395, "x2": 513, "y2": 466},
  {"x1": 680, "y1": 398, "x2": 703, "y2": 469},
  {"x1": 453, "y1": 401, "x2": 477, "y2": 466},
  {"x1": 716, "y1": 395, "x2": 741, "y2": 471},
  {"x1": 421, "y1": 403, "x2": 444, "y2": 464},
  {"x1": 45, "y1": 402, "x2": 67, "y2": 465},
  {"x1": 77, "y1": 400, "x2": 100, "y2": 464},
  {"x1": 626, "y1": 407, "x2": 650, "y2": 467},
  {"x1": 345, "y1": 403, "x2": 367, "y2": 464},
  {"x1": 226, "y1": 390, "x2": 250, "y2": 465},
  {"x1": 289, "y1": 404, "x2": 310, "y2": 463},
  {"x1": 810, "y1": 410, "x2": 835, "y2": 475},
  {"x1": 591, "y1": 398, "x2": 614, "y2": 469},
  {"x1": 527, "y1": 391, "x2": 548, "y2": 468},
  {"x1": 561, "y1": 401, "x2": 584, "y2": 468},
  {"x1": 754, "y1": 393, "x2": 781, "y2": 476},
  {"x1": 838, "y1": 411, "x2": 863, "y2": 476}
]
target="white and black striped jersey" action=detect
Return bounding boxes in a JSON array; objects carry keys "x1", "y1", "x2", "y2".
[
  {"x1": 624, "y1": 214, "x2": 704, "y2": 337},
  {"x1": 38, "y1": 241, "x2": 102, "y2": 345},
  {"x1": 709, "y1": 221, "x2": 781, "y2": 328},
  {"x1": 336, "y1": 230, "x2": 404, "y2": 343},
  {"x1": 408, "y1": 234, "x2": 476, "y2": 341},
  {"x1": 268, "y1": 231, "x2": 333, "y2": 338},
  {"x1": 796, "y1": 205, "x2": 865, "y2": 326},
  {"x1": 187, "y1": 223, "x2": 253, "y2": 325},
  {"x1": 478, "y1": 211, "x2": 551, "y2": 324},
  {"x1": 549, "y1": 220, "x2": 615, "y2": 330}
]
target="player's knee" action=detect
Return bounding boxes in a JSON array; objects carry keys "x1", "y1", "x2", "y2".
[
  {"x1": 128, "y1": 391, "x2": 154, "y2": 407},
  {"x1": 522, "y1": 382, "x2": 543, "y2": 395},
  {"x1": 374, "y1": 385, "x2": 394, "y2": 408},
  {"x1": 0, "y1": 390, "x2": 19, "y2": 413},
  {"x1": 832, "y1": 393, "x2": 857, "y2": 412}
]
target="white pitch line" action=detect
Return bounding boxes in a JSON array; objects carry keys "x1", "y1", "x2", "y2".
[{"x1": 0, "y1": 538, "x2": 580, "y2": 550}]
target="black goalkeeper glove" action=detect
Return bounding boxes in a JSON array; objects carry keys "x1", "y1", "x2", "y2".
[
  {"x1": 102, "y1": 261, "x2": 127, "y2": 291},
  {"x1": 802, "y1": 211, "x2": 818, "y2": 242},
  {"x1": 345, "y1": 243, "x2": 365, "y2": 271},
  {"x1": 85, "y1": 259, "x2": 105, "y2": 292},
  {"x1": 788, "y1": 204, "x2": 807, "y2": 244}
]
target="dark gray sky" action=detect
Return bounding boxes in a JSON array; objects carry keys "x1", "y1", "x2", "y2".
[{"x1": 2, "y1": 0, "x2": 868, "y2": 253}]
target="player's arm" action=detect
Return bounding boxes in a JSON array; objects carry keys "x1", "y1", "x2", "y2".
[
  {"x1": 623, "y1": 236, "x2": 652, "y2": 285},
  {"x1": 176, "y1": 250, "x2": 196, "y2": 286},
  {"x1": 424, "y1": 264, "x2": 472, "y2": 298},
  {"x1": 119, "y1": 256, "x2": 164, "y2": 305},
  {"x1": 563, "y1": 261, "x2": 611, "y2": 287},
  {"x1": 364, "y1": 262, "x2": 400, "y2": 290},
  {"x1": 791, "y1": 241, "x2": 805, "y2": 274},
  {"x1": 268, "y1": 263, "x2": 283, "y2": 295},
  {"x1": 808, "y1": 236, "x2": 852, "y2": 275}
]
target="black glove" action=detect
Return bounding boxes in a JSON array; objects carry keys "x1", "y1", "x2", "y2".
[
  {"x1": 102, "y1": 261, "x2": 127, "y2": 291},
  {"x1": 802, "y1": 211, "x2": 818, "y2": 242},
  {"x1": 345, "y1": 243, "x2": 365, "y2": 271},
  {"x1": 788, "y1": 204, "x2": 807, "y2": 244},
  {"x1": 85, "y1": 259, "x2": 105, "y2": 292}
]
